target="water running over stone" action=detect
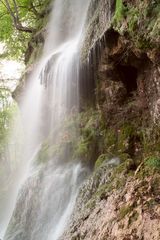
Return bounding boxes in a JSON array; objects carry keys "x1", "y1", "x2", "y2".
[{"x1": 3, "y1": 0, "x2": 90, "y2": 239}]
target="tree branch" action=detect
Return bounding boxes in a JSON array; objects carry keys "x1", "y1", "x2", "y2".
[
  {"x1": 0, "y1": 0, "x2": 35, "y2": 33},
  {"x1": 12, "y1": 0, "x2": 19, "y2": 19}
]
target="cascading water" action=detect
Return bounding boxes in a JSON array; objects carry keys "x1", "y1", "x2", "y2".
[{"x1": 2, "y1": 0, "x2": 91, "y2": 239}]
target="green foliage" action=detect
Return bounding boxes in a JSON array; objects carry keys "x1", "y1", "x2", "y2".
[
  {"x1": 36, "y1": 108, "x2": 105, "y2": 165},
  {"x1": 113, "y1": 0, "x2": 126, "y2": 25},
  {"x1": 118, "y1": 204, "x2": 133, "y2": 220},
  {"x1": 0, "y1": 89, "x2": 18, "y2": 155},
  {"x1": 74, "y1": 136, "x2": 89, "y2": 159},
  {"x1": 112, "y1": 1, "x2": 160, "y2": 50},
  {"x1": 95, "y1": 154, "x2": 109, "y2": 169},
  {"x1": 100, "y1": 121, "x2": 140, "y2": 159},
  {"x1": 103, "y1": 129, "x2": 117, "y2": 153},
  {"x1": 146, "y1": 156, "x2": 160, "y2": 170},
  {"x1": 36, "y1": 112, "x2": 78, "y2": 164},
  {"x1": 5, "y1": 32, "x2": 31, "y2": 60},
  {"x1": 0, "y1": 0, "x2": 52, "y2": 59},
  {"x1": 117, "y1": 123, "x2": 134, "y2": 153},
  {"x1": 73, "y1": 108, "x2": 105, "y2": 163},
  {"x1": 0, "y1": 4, "x2": 13, "y2": 40},
  {"x1": 127, "y1": 7, "x2": 139, "y2": 33},
  {"x1": 37, "y1": 142, "x2": 63, "y2": 164}
]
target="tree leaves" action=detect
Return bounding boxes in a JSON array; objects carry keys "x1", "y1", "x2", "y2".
[{"x1": 0, "y1": 0, "x2": 51, "y2": 59}]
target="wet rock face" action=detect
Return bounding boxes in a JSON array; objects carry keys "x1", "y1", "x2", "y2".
[
  {"x1": 65, "y1": 0, "x2": 160, "y2": 239},
  {"x1": 148, "y1": 67, "x2": 160, "y2": 123},
  {"x1": 95, "y1": 32, "x2": 158, "y2": 123},
  {"x1": 62, "y1": 162, "x2": 160, "y2": 240},
  {"x1": 81, "y1": 0, "x2": 115, "y2": 61},
  {"x1": 81, "y1": 0, "x2": 160, "y2": 125},
  {"x1": 5, "y1": 173, "x2": 42, "y2": 240},
  {"x1": 96, "y1": 29, "x2": 150, "y2": 118},
  {"x1": 82, "y1": 25, "x2": 160, "y2": 125}
]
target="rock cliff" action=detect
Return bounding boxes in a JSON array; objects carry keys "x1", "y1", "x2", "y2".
[{"x1": 61, "y1": 0, "x2": 160, "y2": 239}]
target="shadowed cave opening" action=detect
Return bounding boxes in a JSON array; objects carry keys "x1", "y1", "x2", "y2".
[{"x1": 117, "y1": 65, "x2": 138, "y2": 96}]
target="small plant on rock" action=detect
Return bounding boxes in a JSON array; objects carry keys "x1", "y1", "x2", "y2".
[{"x1": 146, "y1": 156, "x2": 160, "y2": 170}]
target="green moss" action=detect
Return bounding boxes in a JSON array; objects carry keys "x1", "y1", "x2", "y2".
[
  {"x1": 36, "y1": 141, "x2": 63, "y2": 164},
  {"x1": 36, "y1": 113, "x2": 79, "y2": 164},
  {"x1": 136, "y1": 37, "x2": 153, "y2": 50},
  {"x1": 142, "y1": 127, "x2": 158, "y2": 151},
  {"x1": 129, "y1": 210, "x2": 139, "y2": 225},
  {"x1": 146, "y1": 198, "x2": 157, "y2": 209},
  {"x1": 118, "y1": 205, "x2": 133, "y2": 220},
  {"x1": 34, "y1": 107, "x2": 104, "y2": 165},
  {"x1": 73, "y1": 108, "x2": 106, "y2": 162},
  {"x1": 146, "y1": 156, "x2": 160, "y2": 170},
  {"x1": 37, "y1": 144, "x2": 50, "y2": 163},
  {"x1": 119, "y1": 153, "x2": 130, "y2": 162},
  {"x1": 150, "y1": 176, "x2": 160, "y2": 195},
  {"x1": 113, "y1": 0, "x2": 126, "y2": 24},
  {"x1": 112, "y1": 1, "x2": 160, "y2": 50},
  {"x1": 127, "y1": 7, "x2": 139, "y2": 34},
  {"x1": 117, "y1": 123, "x2": 134, "y2": 153},
  {"x1": 86, "y1": 199, "x2": 96, "y2": 211},
  {"x1": 95, "y1": 154, "x2": 109, "y2": 169},
  {"x1": 95, "y1": 161, "x2": 131, "y2": 196},
  {"x1": 74, "y1": 137, "x2": 89, "y2": 158},
  {"x1": 114, "y1": 176, "x2": 127, "y2": 189},
  {"x1": 95, "y1": 183, "x2": 109, "y2": 198},
  {"x1": 104, "y1": 129, "x2": 117, "y2": 152}
]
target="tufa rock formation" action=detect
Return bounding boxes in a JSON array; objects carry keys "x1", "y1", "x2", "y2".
[{"x1": 61, "y1": 0, "x2": 160, "y2": 239}]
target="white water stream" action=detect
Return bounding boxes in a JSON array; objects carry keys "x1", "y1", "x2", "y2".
[{"x1": 0, "y1": 0, "x2": 90, "y2": 239}]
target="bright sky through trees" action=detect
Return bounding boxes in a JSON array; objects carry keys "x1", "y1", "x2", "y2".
[{"x1": 0, "y1": 43, "x2": 24, "y2": 91}]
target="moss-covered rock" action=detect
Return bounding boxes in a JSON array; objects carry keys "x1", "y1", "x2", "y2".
[{"x1": 112, "y1": 0, "x2": 160, "y2": 52}]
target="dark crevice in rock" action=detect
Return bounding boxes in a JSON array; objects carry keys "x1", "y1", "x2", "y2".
[
  {"x1": 116, "y1": 65, "x2": 138, "y2": 96},
  {"x1": 104, "y1": 28, "x2": 119, "y2": 50}
]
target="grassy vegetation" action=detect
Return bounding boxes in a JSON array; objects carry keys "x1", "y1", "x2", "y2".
[
  {"x1": 112, "y1": 0, "x2": 160, "y2": 50},
  {"x1": 118, "y1": 204, "x2": 133, "y2": 220},
  {"x1": 113, "y1": 0, "x2": 126, "y2": 25},
  {"x1": 146, "y1": 156, "x2": 160, "y2": 170}
]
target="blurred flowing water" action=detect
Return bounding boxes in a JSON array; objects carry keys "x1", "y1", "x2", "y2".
[{"x1": 0, "y1": 0, "x2": 91, "y2": 239}]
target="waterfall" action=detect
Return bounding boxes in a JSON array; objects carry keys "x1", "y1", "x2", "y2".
[{"x1": 1, "y1": 0, "x2": 91, "y2": 239}]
